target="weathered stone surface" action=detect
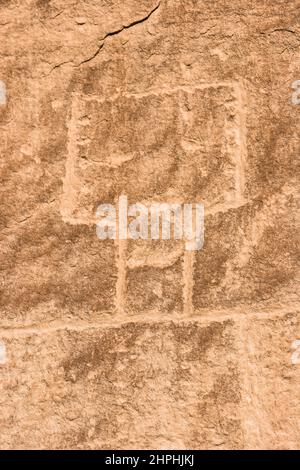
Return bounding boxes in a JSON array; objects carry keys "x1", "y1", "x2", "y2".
[
  {"x1": 0, "y1": 314, "x2": 298, "y2": 449},
  {"x1": 0, "y1": 0, "x2": 299, "y2": 449},
  {"x1": 194, "y1": 185, "x2": 299, "y2": 310},
  {"x1": 0, "y1": 212, "x2": 117, "y2": 325},
  {"x1": 241, "y1": 312, "x2": 300, "y2": 449},
  {"x1": 0, "y1": 320, "x2": 243, "y2": 449}
]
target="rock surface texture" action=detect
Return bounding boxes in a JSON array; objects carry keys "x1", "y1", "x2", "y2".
[{"x1": 0, "y1": 0, "x2": 299, "y2": 449}]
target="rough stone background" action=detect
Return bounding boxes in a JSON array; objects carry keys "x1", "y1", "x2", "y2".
[{"x1": 0, "y1": 0, "x2": 299, "y2": 449}]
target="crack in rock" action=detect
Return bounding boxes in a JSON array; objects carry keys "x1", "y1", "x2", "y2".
[{"x1": 48, "y1": 2, "x2": 161, "y2": 73}]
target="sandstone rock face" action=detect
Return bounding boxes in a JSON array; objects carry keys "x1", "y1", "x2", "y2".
[{"x1": 0, "y1": 0, "x2": 299, "y2": 449}]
